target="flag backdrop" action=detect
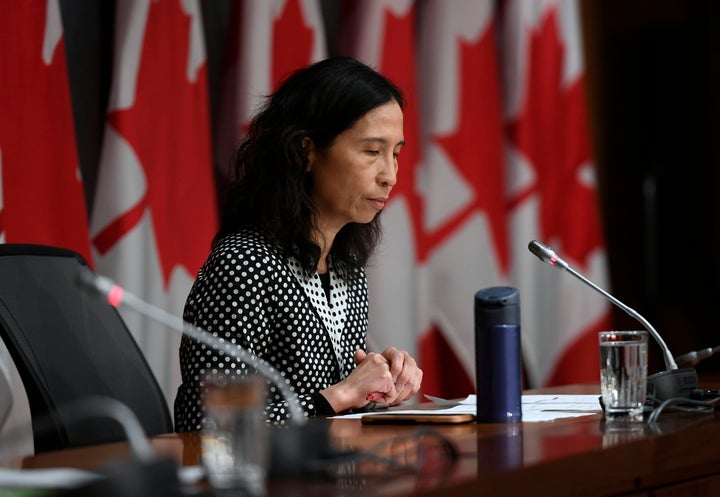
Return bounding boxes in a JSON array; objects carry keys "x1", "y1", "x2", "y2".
[
  {"x1": 3, "y1": 1, "x2": 610, "y2": 432},
  {"x1": 89, "y1": 0, "x2": 218, "y2": 404},
  {"x1": 0, "y1": 0, "x2": 92, "y2": 259},
  {"x1": 0, "y1": 0, "x2": 91, "y2": 456},
  {"x1": 339, "y1": 0, "x2": 607, "y2": 394},
  {"x1": 214, "y1": 0, "x2": 327, "y2": 181},
  {"x1": 415, "y1": 0, "x2": 509, "y2": 396},
  {"x1": 336, "y1": 0, "x2": 425, "y2": 375},
  {"x1": 502, "y1": 0, "x2": 611, "y2": 387}
]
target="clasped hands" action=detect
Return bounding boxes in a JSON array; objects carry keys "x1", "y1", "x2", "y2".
[{"x1": 321, "y1": 347, "x2": 423, "y2": 414}]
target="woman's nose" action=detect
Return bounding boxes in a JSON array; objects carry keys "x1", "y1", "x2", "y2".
[{"x1": 379, "y1": 156, "x2": 397, "y2": 188}]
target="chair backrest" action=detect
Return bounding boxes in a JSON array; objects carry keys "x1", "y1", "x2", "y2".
[
  {"x1": 0, "y1": 244, "x2": 173, "y2": 452},
  {"x1": 0, "y1": 353, "x2": 12, "y2": 431}
]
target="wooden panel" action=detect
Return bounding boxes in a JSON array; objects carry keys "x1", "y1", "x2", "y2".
[
  {"x1": 651, "y1": 473, "x2": 720, "y2": 497},
  {"x1": 4, "y1": 388, "x2": 720, "y2": 497}
]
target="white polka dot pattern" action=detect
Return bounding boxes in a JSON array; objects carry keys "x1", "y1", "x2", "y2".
[
  {"x1": 287, "y1": 256, "x2": 348, "y2": 373},
  {"x1": 174, "y1": 226, "x2": 369, "y2": 429}
]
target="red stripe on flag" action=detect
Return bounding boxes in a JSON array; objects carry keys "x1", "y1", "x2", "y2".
[
  {"x1": 92, "y1": 199, "x2": 147, "y2": 256},
  {"x1": 544, "y1": 312, "x2": 613, "y2": 386},
  {"x1": 271, "y1": 0, "x2": 314, "y2": 89},
  {"x1": 0, "y1": 2, "x2": 92, "y2": 263},
  {"x1": 97, "y1": 0, "x2": 218, "y2": 287},
  {"x1": 419, "y1": 325, "x2": 474, "y2": 399}
]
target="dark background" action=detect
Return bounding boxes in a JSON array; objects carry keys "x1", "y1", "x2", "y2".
[
  {"x1": 57, "y1": 0, "x2": 720, "y2": 377},
  {"x1": 583, "y1": 1, "x2": 720, "y2": 375}
]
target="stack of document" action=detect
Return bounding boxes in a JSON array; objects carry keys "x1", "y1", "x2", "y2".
[{"x1": 334, "y1": 394, "x2": 602, "y2": 421}]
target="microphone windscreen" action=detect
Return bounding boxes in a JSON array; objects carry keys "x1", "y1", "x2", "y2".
[{"x1": 528, "y1": 240, "x2": 551, "y2": 262}]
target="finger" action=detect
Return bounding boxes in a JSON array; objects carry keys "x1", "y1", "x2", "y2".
[
  {"x1": 395, "y1": 367, "x2": 423, "y2": 402},
  {"x1": 408, "y1": 368, "x2": 423, "y2": 398},
  {"x1": 379, "y1": 383, "x2": 399, "y2": 405},
  {"x1": 392, "y1": 383, "x2": 411, "y2": 403},
  {"x1": 393, "y1": 354, "x2": 417, "y2": 385},
  {"x1": 414, "y1": 368, "x2": 424, "y2": 396},
  {"x1": 396, "y1": 372, "x2": 418, "y2": 401},
  {"x1": 370, "y1": 368, "x2": 397, "y2": 404},
  {"x1": 382, "y1": 347, "x2": 405, "y2": 381},
  {"x1": 354, "y1": 349, "x2": 367, "y2": 365}
]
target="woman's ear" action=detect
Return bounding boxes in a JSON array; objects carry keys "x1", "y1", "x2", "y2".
[{"x1": 302, "y1": 136, "x2": 315, "y2": 172}]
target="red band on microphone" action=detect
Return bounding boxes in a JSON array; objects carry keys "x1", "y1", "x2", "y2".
[{"x1": 107, "y1": 285, "x2": 124, "y2": 308}]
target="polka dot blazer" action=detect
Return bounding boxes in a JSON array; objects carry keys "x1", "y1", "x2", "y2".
[{"x1": 173, "y1": 226, "x2": 369, "y2": 430}]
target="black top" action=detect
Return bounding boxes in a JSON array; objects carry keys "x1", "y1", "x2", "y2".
[
  {"x1": 319, "y1": 271, "x2": 331, "y2": 302},
  {"x1": 174, "y1": 226, "x2": 369, "y2": 428}
]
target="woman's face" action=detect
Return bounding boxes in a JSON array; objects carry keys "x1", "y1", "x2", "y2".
[{"x1": 306, "y1": 100, "x2": 404, "y2": 234}]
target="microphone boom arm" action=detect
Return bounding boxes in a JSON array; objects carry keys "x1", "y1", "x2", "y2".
[
  {"x1": 562, "y1": 264, "x2": 678, "y2": 370},
  {"x1": 528, "y1": 240, "x2": 678, "y2": 371},
  {"x1": 81, "y1": 270, "x2": 307, "y2": 425}
]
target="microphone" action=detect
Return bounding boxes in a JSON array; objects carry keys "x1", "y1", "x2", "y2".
[
  {"x1": 77, "y1": 268, "x2": 306, "y2": 425},
  {"x1": 31, "y1": 396, "x2": 179, "y2": 495},
  {"x1": 527, "y1": 240, "x2": 699, "y2": 401},
  {"x1": 528, "y1": 240, "x2": 676, "y2": 370},
  {"x1": 77, "y1": 267, "x2": 344, "y2": 477},
  {"x1": 58, "y1": 396, "x2": 155, "y2": 462},
  {"x1": 675, "y1": 346, "x2": 720, "y2": 368}
]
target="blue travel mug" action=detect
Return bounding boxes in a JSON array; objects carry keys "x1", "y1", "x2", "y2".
[{"x1": 475, "y1": 286, "x2": 522, "y2": 423}]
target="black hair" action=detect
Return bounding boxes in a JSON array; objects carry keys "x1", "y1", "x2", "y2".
[{"x1": 215, "y1": 56, "x2": 404, "y2": 272}]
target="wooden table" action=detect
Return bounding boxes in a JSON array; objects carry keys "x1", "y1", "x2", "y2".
[{"x1": 3, "y1": 384, "x2": 720, "y2": 496}]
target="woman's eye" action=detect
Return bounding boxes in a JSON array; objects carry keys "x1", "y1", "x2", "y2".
[{"x1": 366, "y1": 150, "x2": 380, "y2": 156}]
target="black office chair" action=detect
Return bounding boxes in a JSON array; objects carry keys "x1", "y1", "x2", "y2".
[
  {"x1": 0, "y1": 244, "x2": 173, "y2": 452},
  {"x1": 0, "y1": 356, "x2": 12, "y2": 431}
]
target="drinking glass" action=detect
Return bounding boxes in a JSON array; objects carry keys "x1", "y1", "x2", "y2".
[{"x1": 599, "y1": 330, "x2": 648, "y2": 422}]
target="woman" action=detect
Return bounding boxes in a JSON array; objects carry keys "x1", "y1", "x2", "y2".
[{"x1": 174, "y1": 56, "x2": 422, "y2": 429}]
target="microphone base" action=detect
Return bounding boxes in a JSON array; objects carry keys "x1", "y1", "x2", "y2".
[
  {"x1": 59, "y1": 456, "x2": 181, "y2": 497},
  {"x1": 270, "y1": 420, "x2": 343, "y2": 477},
  {"x1": 647, "y1": 368, "x2": 699, "y2": 401}
]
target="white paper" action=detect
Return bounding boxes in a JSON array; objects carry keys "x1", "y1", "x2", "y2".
[
  {"x1": 0, "y1": 467, "x2": 101, "y2": 489},
  {"x1": 331, "y1": 394, "x2": 602, "y2": 422}
]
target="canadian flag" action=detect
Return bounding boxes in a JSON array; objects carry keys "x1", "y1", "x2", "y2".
[
  {"x1": 502, "y1": 0, "x2": 611, "y2": 387},
  {"x1": 89, "y1": 0, "x2": 217, "y2": 404},
  {"x1": 360, "y1": 0, "x2": 509, "y2": 396},
  {"x1": 0, "y1": 0, "x2": 92, "y2": 260},
  {"x1": 416, "y1": 0, "x2": 509, "y2": 397},
  {"x1": 336, "y1": 0, "x2": 425, "y2": 368},
  {"x1": 214, "y1": 0, "x2": 327, "y2": 181},
  {"x1": 339, "y1": 0, "x2": 509, "y2": 398},
  {"x1": 0, "y1": 0, "x2": 91, "y2": 455}
]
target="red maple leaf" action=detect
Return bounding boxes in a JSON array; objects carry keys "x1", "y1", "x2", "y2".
[
  {"x1": 431, "y1": 22, "x2": 510, "y2": 274},
  {"x1": 506, "y1": 7, "x2": 602, "y2": 268},
  {"x1": 271, "y1": 0, "x2": 315, "y2": 90},
  {"x1": 376, "y1": 6, "x2": 428, "y2": 262},
  {"x1": 0, "y1": 3, "x2": 92, "y2": 263},
  {"x1": 93, "y1": 0, "x2": 217, "y2": 287}
]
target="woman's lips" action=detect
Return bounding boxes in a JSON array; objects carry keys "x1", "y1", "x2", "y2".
[{"x1": 369, "y1": 198, "x2": 388, "y2": 210}]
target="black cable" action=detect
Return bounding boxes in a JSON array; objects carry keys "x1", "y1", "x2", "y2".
[{"x1": 646, "y1": 396, "x2": 720, "y2": 424}]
